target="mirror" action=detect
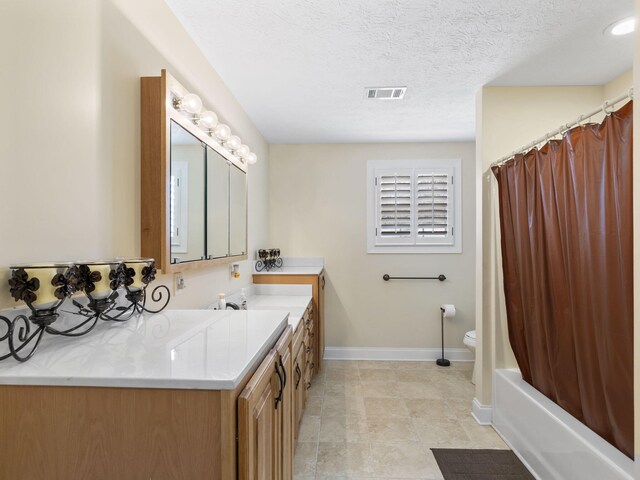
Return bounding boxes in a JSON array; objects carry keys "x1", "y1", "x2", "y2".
[
  {"x1": 207, "y1": 145, "x2": 230, "y2": 258},
  {"x1": 141, "y1": 70, "x2": 249, "y2": 272},
  {"x1": 229, "y1": 164, "x2": 247, "y2": 256},
  {"x1": 170, "y1": 121, "x2": 205, "y2": 263}
]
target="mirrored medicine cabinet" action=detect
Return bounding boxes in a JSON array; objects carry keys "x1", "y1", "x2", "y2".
[{"x1": 141, "y1": 70, "x2": 247, "y2": 273}]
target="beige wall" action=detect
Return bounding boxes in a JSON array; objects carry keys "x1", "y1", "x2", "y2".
[
  {"x1": 605, "y1": 69, "x2": 633, "y2": 99},
  {"x1": 476, "y1": 72, "x2": 633, "y2": 405},
  {"x1": 269, "y1": 143, "x2": 475, "y2": 350},
  {"x1": 0, "y1": 0, "x2": 269, "y2": 310}
]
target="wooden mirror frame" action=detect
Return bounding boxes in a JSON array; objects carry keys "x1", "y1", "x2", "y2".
[{"x1": 140, "y1": 70, "x2": 248, "y2": 273}]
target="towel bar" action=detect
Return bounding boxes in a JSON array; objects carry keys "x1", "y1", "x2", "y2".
[{"x1": 382, "y1": 274, "x2": 446, "y2": 282}]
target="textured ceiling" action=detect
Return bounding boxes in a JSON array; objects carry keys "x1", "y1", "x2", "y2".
[{"x1": 165, "y1": 0, "x2": 633, "y2": 143}]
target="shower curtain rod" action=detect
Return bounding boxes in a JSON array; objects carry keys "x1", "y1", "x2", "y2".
[{"x1": 491, "y1": 88, "x2": 634, "y2": 168}]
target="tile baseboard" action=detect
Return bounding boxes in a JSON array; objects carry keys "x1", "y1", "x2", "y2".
[
  {"x1": 471, "y1": 397, "x2": 492, "y2": 425},
  {"x1": 323, "y1": 347, "x2": 474, "y2": 362}
]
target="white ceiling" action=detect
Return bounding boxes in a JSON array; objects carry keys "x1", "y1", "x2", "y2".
[{"x1": 165, "y1": 0, "x2": 634, "y2": 144}]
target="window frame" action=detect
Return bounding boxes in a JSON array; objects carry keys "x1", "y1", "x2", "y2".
[{"x1": 366, "y1": 159, "x2": 462, "y2": 254}]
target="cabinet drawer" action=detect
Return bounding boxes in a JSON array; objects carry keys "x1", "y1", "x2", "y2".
[
  {"x1": 292, "y1": 323, "x2": 304, "y2": 358},
  {"x1": 304, "y1": 310, "x2": 313, "y2": 330},
  {"x1": 304, "y1": 351, "x2": 314, "y2": 390}
]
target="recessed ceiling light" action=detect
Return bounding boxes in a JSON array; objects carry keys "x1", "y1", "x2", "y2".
[{"x1": 606, "y1": 17, "x2": 635, "y2": 36}]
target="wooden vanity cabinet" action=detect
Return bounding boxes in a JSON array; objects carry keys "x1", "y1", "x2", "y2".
[
  {"x1": 253, "y1": 271, "x2": 325, "y2": 375},
  {"x1": 0, "y1": 323, "x2": 302, "y2": 480},
  {"x1": 238, "y1": 326, "x2": 293, "y2": 480}
]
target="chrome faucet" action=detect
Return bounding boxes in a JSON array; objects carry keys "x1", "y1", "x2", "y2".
[{"x1": 225, "y1": 302, "x2": 240, "y2": 310}]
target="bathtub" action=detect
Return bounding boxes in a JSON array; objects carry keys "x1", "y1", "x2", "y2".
[{"x1": 493, "y1": 369, "x2": 634, "y2": 480}]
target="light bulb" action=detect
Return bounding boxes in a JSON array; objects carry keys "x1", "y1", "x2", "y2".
[
  {"x1": 181, "y1": 93, "x2": 202, "y2": 114},
  {"x1": 236, "y1": 144, "x2": 250, "y2": 158},
  {"x1": 245, "y1": 152, "x2": 257, "y2": 165},
  {"x1": 224, "y1": 135, "x2": 242, "y2": 151},
  {"x1": 611, "y1": 17, "x2": 635, "y2": 36},
  {"x1": 198, "y1": 110, "x2": 218, "y2": 129},
  {"x1": 213, "y1": 123, "x2": 231, "y2": 141}
]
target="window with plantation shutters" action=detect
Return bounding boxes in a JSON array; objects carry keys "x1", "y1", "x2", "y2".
[
  {"x1": 377, "y1": 170, "x2": 413, "y2": 244},
  {"x1": 367, "y1": 159, "x2": 461, "y2": 253},
  {"x1": 415, "y1": 169, "x2": 454, "y2": 245}
]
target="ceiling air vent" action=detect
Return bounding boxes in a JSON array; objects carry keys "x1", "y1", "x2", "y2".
[{"x1": 365, "y1": 87, "x2": 407, "y2": 100}]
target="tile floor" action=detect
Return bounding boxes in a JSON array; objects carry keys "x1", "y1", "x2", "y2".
[{"x1": 294, "y1": 359, "x2": 507, "y2": 479}]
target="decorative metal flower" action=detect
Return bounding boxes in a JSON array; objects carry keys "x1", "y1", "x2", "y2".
[
  {"x1": 72, "y1": 265, "x2": 102, "y2": 294},
  {"x1": 141, "y1": 261, "x2": 157, "y2": 285},
  {"x1": 8, "y1": 268, "x2": 40, "y2": 304},
  {"x1": 52, "y1": 269, "x2": 78, "y2": 300},
  {"x1": 109, "y1": 263, "x2": 135, "y2": 290}
]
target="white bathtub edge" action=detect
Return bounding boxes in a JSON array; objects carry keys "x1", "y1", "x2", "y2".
[{"x1": 494, "y1": 369, "x2": 633, "y2": 480}]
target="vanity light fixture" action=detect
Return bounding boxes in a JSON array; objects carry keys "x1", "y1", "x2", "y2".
[
  {"x1": 606, "y1": 17, "x2": 635, "y2": 36},
  {"x1": 0, "y1": 259, "x2": 170, "y2": 362},
  {"x1": 198, "y1": 110, "x2": 218, "y2": 130},
  {"x1": 168, "y1": 77, "x2": 258, "y2": 165},
  {"x1": 236, "y1": 144, "x2": 250, "y2": 159},
  {"x1": 224, "y1": 135, "x2": 242, "y2": 151},
  {"x1": 245, "y1": 152, "x2": 257, "y2": 165},
  {"x1": 213, "y1": 123, "x2": 232, "y2": 142},
  {"x1": 174, "y1": 92, "x2": 203, "y2": 114}
]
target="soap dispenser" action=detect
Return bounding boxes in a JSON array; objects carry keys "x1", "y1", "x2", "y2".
[
  {"x1": 217, "y1": 293, "x2": 226, "y2": 310},
  {"x1": 240, "y1": 288, "x2": 247, "y2": 310}
]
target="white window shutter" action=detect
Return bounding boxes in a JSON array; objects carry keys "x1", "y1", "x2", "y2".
[
  {"x1": 415, "y1": 168, "x2": 454, "y2": 245},
  {"x1": 375, "y1": 169, "x2": 414, "y2": 244}
]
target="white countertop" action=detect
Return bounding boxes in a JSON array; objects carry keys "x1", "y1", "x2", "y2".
[
  {"x1": 0, "y1": 310, "x2": 288, "y2": 391},
  {"x1": 247, "y1": 294, "x2": 312, "y2": 330},
  {"x1": 253, "y1": 256, "x2": 324, "y2": 276},
  {"x1": 254, "y1": 266, "x2": 324, "y2": 275},
  {"x1": 222, "y1": 284, "x2": 313, "y2": 331}
]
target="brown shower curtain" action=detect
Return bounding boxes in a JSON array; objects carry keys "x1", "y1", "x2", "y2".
[{"x1": 492, "y1": 101, "x2": 633, "y2": 458}]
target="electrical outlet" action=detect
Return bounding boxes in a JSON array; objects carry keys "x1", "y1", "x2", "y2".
[
  {"x1": 230, "y1": 263, "x2": 240, "y2": 280},
  {"x1": 174, "y1": 273, "x2": 186, "y2": 295}
]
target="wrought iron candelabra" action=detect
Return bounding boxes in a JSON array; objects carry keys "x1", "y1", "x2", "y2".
[
  {"x1": 0, "y1": 259, "x2": 170, "y2": 362},
  {"x1": 255, "y1": 248, "x2": 282, "y2": 272}
]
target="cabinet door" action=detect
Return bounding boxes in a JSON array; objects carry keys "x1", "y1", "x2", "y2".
[
  {"x1": 206, "y1": 145, "x2": 229, "y2": 259},
  {"x1": 238, "y1": 350, "x2": 278, "y2": 480},
  {"x1": 293, "y1": 343, "x2": 305, "y2": 439},
  {"x1": 169, "y1": 120, "x2": 206, "y2": 263},
  {"x1": 275, "y1": 327, "x2": 293, "y2": 480}
]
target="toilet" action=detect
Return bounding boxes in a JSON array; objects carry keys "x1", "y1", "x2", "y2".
[{"x1": 463, "y1": 330, "x2": 477, "y2": 384}]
